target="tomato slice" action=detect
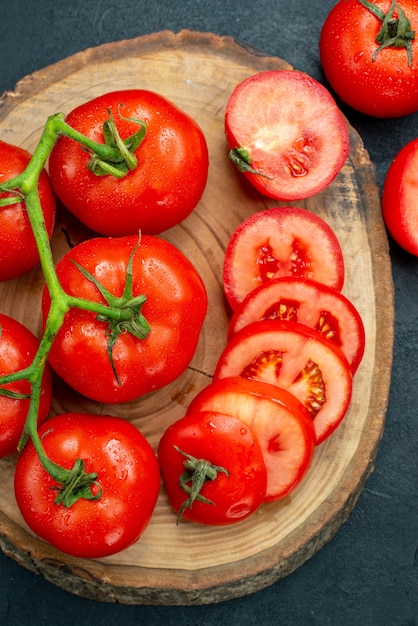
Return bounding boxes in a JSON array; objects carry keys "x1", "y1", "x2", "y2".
[
  {"x1": 187, "y1": 377, "x2": 315, "y2": 502},
  {"x1": 214, "y1": 320, "x2": 352, "y2": 445},
  {"x1": 223, "y1": 206, "x2": 345, "y2": 310},
  {"x1": 225, "y1": 69, "x2": 349, "y2": 200},
  {"x1": 228, "y1": 277, "x2": 365, "y2": 374}
]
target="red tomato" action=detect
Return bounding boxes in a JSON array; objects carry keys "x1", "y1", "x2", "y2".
[
  {"x1": 223, "y1": 207, "x2": 345, "y2": 310},
  {"x1": 225, "y1": 69, "x2": 349, "y2": 200},
  {"x1": 187, "y1": 377, "x2": 315, "y2": 502},
  {"x1": 0, "y1": 140, "x2": 56, "y2": 281},
  {"x1": 41, "y1": 234, "x2": 207, "y2": 404},
  {"x1": 0, "y1": 313, "x2": 52, "y2": 457},
  {"x1": 214, "y1": 320, "x2": 353, "y2": 445},
  {"x1": 228, "y1": 277, "x2": 365, "y2": 374},
  {"x1": 48, "y1": 89, "x2": 208, "y2": 236},
  {"x1": 320, "y1": 0, "x2": 418, "y2": 118},
  {"x1": 382, "y1": 137, "x2": 418, "y2": 254},
  {"x1": 158, "y1": 411, "x2": 267, "y2": 525},
  {"x1": 14, "y1": 413, "x2": 160, "y2": 558}
]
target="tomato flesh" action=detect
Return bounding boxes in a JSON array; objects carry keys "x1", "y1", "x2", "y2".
[
  {"x1": 158, "y1": 410, "x2": 267, "y2": 525},
  {"x1": 225, "y1": 69, "x2": 349, "y2": 200},
  {"x1": 187, "y1": 377, "x2": 315, "y2": 502},
  {"x1": 223, "y1": 207, "x2": 345, "y2": 310},
  {"x1": 228, "y1": 277, "x2": 365, "y2": 374},
  {"x1": 214, "y1": 320, "x2": 353, "y2": 445}
]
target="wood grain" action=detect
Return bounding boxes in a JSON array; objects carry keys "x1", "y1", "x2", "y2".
[{"x1": 0, "y1": 30, "x2": 393, "y2": 605}]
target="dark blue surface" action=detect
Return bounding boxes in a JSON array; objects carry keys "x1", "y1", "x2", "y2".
[{"x1": 1, "y1": 1, "x2": 418, "y2": 624}]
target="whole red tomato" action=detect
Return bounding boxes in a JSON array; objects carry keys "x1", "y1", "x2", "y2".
[
  {"x1": 382, "y1": 137, "x2": 418, "y2": 254},
  {"x1": 42, "y1": 234, "x2": 207, "y2": 404},
  {"x1": 14, "y1": 413, "x2": 160, "y2": 558},
  {"x1": 0, "y1": 313, "x2": 52, "y2": 457},
  {"x1": 48, "y1": 89, "x2": 209, "y2": 236},
  {"x1": 0, "y1": 140, "x2": 56, "y2": 281},
  {"x1": 158, "y1": 410, "x2": 267, "y2": 525},
  {"x1": 320, "y1": 0, "x2": 418, "y2": 118}
]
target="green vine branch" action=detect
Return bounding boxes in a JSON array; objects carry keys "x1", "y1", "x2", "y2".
[{"x1": 0, "y1": 107, "x2": 148, "y2": 506}]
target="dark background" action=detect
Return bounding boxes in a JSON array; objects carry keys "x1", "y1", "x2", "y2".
[{"x1": 0, "y1": 1, "x2": 417, "y2": 624}]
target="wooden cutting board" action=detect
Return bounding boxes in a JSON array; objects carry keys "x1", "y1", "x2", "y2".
[{"x1": 0, "y1": 30, "x2": 393, "y2": 605}]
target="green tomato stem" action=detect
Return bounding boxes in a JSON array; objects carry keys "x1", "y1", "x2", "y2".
[{"x1": 0, "y1": 107, "x2": 149, "y2": 507}]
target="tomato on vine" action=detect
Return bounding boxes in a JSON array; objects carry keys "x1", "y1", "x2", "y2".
[
  {"x1": 42, "y1": 234, "x2": 207, "y2": 404},
  {"x1": 0, "y1": 314, "x2": 52, "y2": 458},
  {"x1": 0, "y1": 140, "x2": 56, "y2": 281},
  {"x1": 14, "y1": 413, "x2": 160, "y2": 558},
  {"x1": 48, "y1": 89, "x2": 209, "y2": 236}
]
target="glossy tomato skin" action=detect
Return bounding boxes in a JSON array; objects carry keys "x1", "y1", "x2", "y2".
[
  {"x1": 225, "y1": 69, "x2": 349, "y2": 200},
  {"x1": 14, "y1": 413, "x2": 160, "y2": 558},
  {"x1": 187, "y1": 378, "x2": 316, "y2": 502},
  {"x1": 158, "y1": 411, "x2": 267, "y2": 525},
  {"x1": 320, "y1": 0, "x2": 418, "y2": 118},
  {"x1": 48, "y1": 90, "x2": 209, "y2": 236},
  {"x1": 0, "y1": 140, "x2": 56, "y2": 281},
  {"x1": 228, "y1": 276, "x2": 365, "y2": 374},
  {"x1": 41, "y1": 234, "x2": 207, "y2": 404},
  {"x1": 223, "y1": 207, "x2": 345, "y2": 310},
  {"x1": 382, "y1": 138, "x2": 418, "y2": 254},
  {"x1": 214, "y1": 320, "x2": 353, "y2": 445},
  {"x1": 0, "y1": 314, "x2": 52, "y2": 457}
]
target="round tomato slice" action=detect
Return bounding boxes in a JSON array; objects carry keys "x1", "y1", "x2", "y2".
[
  {"x1": 228, "y1": 277, "x2": 365, "y2": 374},
  {"x1": 225, "y1": 69, "x2": 349, "y2": 200},
  {"x1": 223, "y1": 207, "x2": 345, "y2": 310},
  {"x1": 214, "y1": 320, "x2": 353, "y2": 445},
  {"x1": 187, "y1": 377, "x2": 315, "y2": 502},
  {"x1": 158, "y1": 410, "x2": 267, "y2": 525},
  {"x1": 382, "y1": 137, "x2": 418, "y2": 255}
]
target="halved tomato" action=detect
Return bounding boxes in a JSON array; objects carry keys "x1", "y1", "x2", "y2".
[
  {"x1": 223, "y1": 207, "x2": 345, "y2": 310},
  {"x1": 225, "y1": 69, "x2": 349, "y2": 201},
  {"x1": 187, "y1": 377, "x2": 315, "y2": 502},
  {"x1": 228, "y1": 277, "x2": 365, "y2": 374},
  {"x1": 214, "y1": 320, "x2": 352, "y2": 445}
]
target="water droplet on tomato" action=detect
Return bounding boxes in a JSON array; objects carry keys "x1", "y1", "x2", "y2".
[{"x1": 353, "y1": 51, "x2": 364, "y2": 63}]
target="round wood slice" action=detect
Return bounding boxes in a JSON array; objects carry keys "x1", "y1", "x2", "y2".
[{"x1": 0, "y1": 30, "x2": 393, "y2": 605}]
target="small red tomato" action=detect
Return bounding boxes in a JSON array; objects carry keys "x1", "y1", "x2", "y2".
[
  {"x1": 158, "y1": 411, "x2": 267, "y2": 525},
  {"x1": 48, "y1": 89, "x2": 209, "y2": 236},
  {"x1": 0, "y1": 140, "x2": 56, "y2": 281},
  {"x1": 225, "y1": 69, "x2": 349, "y2": 200},
  {"x1": 0, "y1": 313, "x2": 52, "y2": 458},
  {"x1": 382, "y1": 137, "x2": 418, "y2": 255},
  {"x1": 14, "y1": 413, "x2": 160, "y2": 558},
  {"x1": 228, "y1": 277, "x2": 365, "y2": 374},
  {"x1": 223, "y1": 207, "x2": 345, "y2": 310},
  {"x1": 187, "y1": 378, "x2": 316, "y2": 502},
  {"x1": 320, "y1": 0, "x2": 418, "y2": 118},
  {"x1": 214, "y1": 320, "x2": 353, "y2": 445}
]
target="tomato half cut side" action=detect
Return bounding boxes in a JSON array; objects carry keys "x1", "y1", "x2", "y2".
[
  {"x1": 223, "y1": 206, "x2": 345, "y2": 310},
  {"x1": 228, "y1": 276, "x2": 365, "y2": 374},
  {"x1": 158, "y1": 410, "x2": 267, "y2": 525},
  {"x1": 187, "y1": 377, "x2": 315, "y2": 502},
  {"x1": 214, "y1": 320, "x2": 353, "y2": 445},
  {"x1": 225, "y1": 69, "x2": 349, "y2": 200}
]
